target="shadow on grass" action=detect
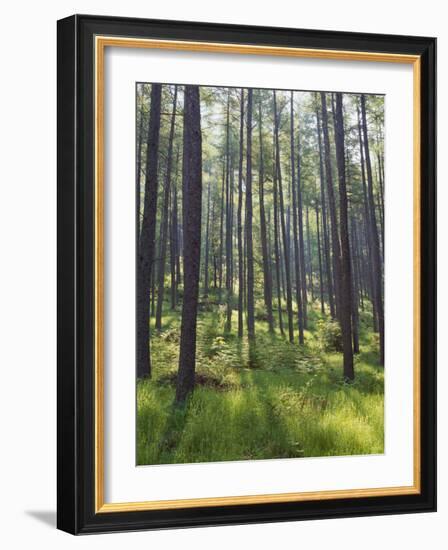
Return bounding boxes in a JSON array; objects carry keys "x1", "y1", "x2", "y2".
[
  {"x1": 155, "y1": 402, "x2": 190, "y2": 463},
  {"x1": 139, "y1": 300, "x2": 384, "y2": 463}
]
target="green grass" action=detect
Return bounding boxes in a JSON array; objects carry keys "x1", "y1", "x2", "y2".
[{"x1": 137, "y1": 297, "x2": 384, "y2": 465}]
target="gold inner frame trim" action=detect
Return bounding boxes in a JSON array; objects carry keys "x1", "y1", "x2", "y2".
[{"x1": 94, "y1": 35, "x2": 421, "y2": 514}]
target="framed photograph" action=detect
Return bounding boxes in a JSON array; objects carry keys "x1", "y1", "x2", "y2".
[{"x1": 57, "y1": 14, "x2": 436, "y2": 534}]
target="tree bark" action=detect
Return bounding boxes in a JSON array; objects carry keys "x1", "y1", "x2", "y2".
[
  {"x1": 237, "y1": 89, "x2": 245, "y2": 337},
  {"x1": 357, "y1": 103, "x2": 377, "y2": 330},
  {"x1": 290, "y1": 92, "x2": 304, "y2": 343},
  {"x1": 225, "y1": 92, "x2": 233, "y2": 332},
  {"x1": 170, "y1": 167, "x2": 179, "y2": 310},
  {"x1": 175, "y1": 85, "x2": 202, "y2": 404},
  {"x1": 155, "y1": 86, "x2": 178, "y2": 330},
  {"x1": 246, "y1": 89, "x2": 255, "y2": 340},
  {"x1": 258, "y1": 96, "x2": 274, "y2": 332},
  {"x1": 350, "y1": 210, "x2": 360, "y2": 354},
  {"x1": 203, "y1": 180, "x2": 211, "y2": 297},
  {"x1": 274, "y1": 91, "x2": 294, "y2": 343},
  {"x1": 316, "y1": 202, "x2": 325, "y2": 315},
  {"x1": 306, "y1": 205, "x2": 314, "y2": 302},
  {"x1": 361, "y1": 94, "x2": 384, "y2": 365},
  {"x1": 218, "y1": 160, "x2": 225, "y2": 303},
  {"x1": 137, "y1": 84, "x2": 162, "y2": 379},
  {"x1": 334, "y1": 92, "x2": 354, "y2": 381},
  {"x1": 320, "y1": 92, "x2": 341, "y2": 320},
  {"x1": 296, "y1": 127, "x2": 308, "y2": 328},
  {"x1": 136, "y1": 85, "x2": 146, "y2": 247},
  {"x1": 315, "y1": 103, "x2": 335, "y2": 318}
]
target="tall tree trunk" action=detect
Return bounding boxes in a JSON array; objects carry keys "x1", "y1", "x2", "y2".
[
  {"x1": 290, "y1": 92, "x2": 304, "y2": 343},
  {"x1": 218, "y1": 161, "x2": 225, "y2": 303},
  {"x1": 258, "y1": 96, "x2": 274, "y2": 332},
  {"x1": 155, "y1": 86, "x2": 178, "y2": 330},
  {"x1": 296, "y1": 127, "x2": 308, "y2": 328},
  {"x1": 361, "y1": 94, "x2": 384, "y2": 365},
  {"x1": 237, "y1": 89, "x2": 245, "y2": 337},
  {"x1": 273, "y1": 148, "x2": 284, "y2": 337},
  {"x1": 213, "y1": 253, "x2": 217, "y2": 289},
  {"x1": 320, "y1": 92, "x2": 341, "y2": 321},
  {"x1": 345, "y1": 143, "x2": 360, "y2": 355},
  {"x1": 352, "y1": 217, "x2": 365, "y2": 312},
  {"x1": 225, "y1": 92, "x2": 233, "y2": 332},
  {"x1": 350, "y1": 210, "x2": 360, "y2": 353},
  {"x1": 170, "y1": 164, "x2": 179, "y2": 310},
  {"x1": 230, "y1": 162, "x2": 235, "y2": 294},
  {"x1": 246, "y1": 89, "x2": 255, "y2": 341},
  {"x1": 316, "y1": 202, "x2": 325, "y2": 314},
  {"x1": 375, "y1": 143, "x2": 385, "y2": 255},
  {"x1": 334, "y1": 92, "x2": 354, "y2": 381},
  {"x1": 243, "y1": 199, "x2": 247, "y2": 312},
  {"x1": 203, "y1": 180, "x2": 211, "y2": 297},
  {"x1": 136, "y1": 85, "x2": 145, "y2": 247},
  {"x1": 315, "y1": 103, "x2": 335, "y2": 318},
  {"x1": 274, "y1": 91, "x2": 294, "y2": 343},
  {"x1": 137, "y1": 84, "x2": 162, "y2": 379},
  {"x1": 175, "y1": 85, "x2": 202, "y2": 404},
  {"x1": 306, "y1": 205, "x2": 314, "y2": 301},
  {"x1": 357, "y1": 103, "x2": 377, "y2": 331},
  {"x1": 176, "y1": 213, "x2": 182, "y2": 292},
  {"x1": 150, "y1": 262, "x2": 156, "y2": 317}
]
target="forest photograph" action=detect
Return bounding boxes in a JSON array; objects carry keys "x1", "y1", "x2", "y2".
[{"x1": 136, "y1": 82, "x2": 385, "y2": 466}]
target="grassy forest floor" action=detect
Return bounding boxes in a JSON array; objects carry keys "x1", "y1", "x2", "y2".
[{"x1": 137, "y1": 293, "x2": 384, "y2": 465}]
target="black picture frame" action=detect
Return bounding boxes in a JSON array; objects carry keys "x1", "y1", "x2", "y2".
[{"x1": 57, "y1": 14, "x2": 436, "y2": 535}]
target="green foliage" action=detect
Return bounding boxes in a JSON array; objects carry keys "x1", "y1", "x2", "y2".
[
  {"x1": 254, "y1": 299, "x2": 270, "y2": 322},
  {"x1": 316, "y1": 318, "x2": 343, "y2": 352},
  {"x1": 137, "y1": 84, "x2": 385, "y2": 466},
  {"x1": 137, "y1": 305, "x2": 384, "y2": 465}
]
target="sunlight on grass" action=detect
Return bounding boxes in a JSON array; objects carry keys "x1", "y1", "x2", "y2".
[{"x1": 137, "y1": 299, "x2": 384, "y2": 465}]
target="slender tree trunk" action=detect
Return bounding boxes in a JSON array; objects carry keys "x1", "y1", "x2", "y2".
[
  {"x1": 361, "y1": 94, "x2": 384, "y2": 365},
  {"x1": 150, "y1": 262, "x2": 156, "y2": 317},
  {"x1": 175, "y1": 85, "x2": 202, "y2": 404},
  {"x1": 218, "y1": 161, "x2": 225, "y2": 303},
  {"x1": 258, "y1": 96, "x2": 274, "y2": 332},
  {"x1": 230, "y1": 162, "x2": 235, "y2": 294},
  {"x1": 350, "y1": 210, "x2": 360, "y2": 353},
  {"x1": 246, "y1": 89, "x2": 255, "y2": 341},
  {"x1": 237, "y1": 89, "x2": 245, "y2": 337},
  {"x1": 274, "y1": 92, "x2": 294, "y2": 343},
  {"x1": 137, "y1": 84, "x2": 162, "y2": 379},
  {"x1": 203, "y1": 180, "x2": 211, "y2": 297},
  {"x1": 353, "y1": 218, "x2": 365, "y2": 312},
  {"x1": 345, "y1": 143, "x2": 360, "y2": 355},
  {"x1": 306, "y1": 205, "x2": 314, "y2": 302},
  {"x1": 316, "y1": 202, "x2": 325, "y2": 314},
  {"x1": 243, "y1": 201, "x2": 247, "y2": 312},
  {"x1": 136, "y1": 85, "x2": 145, "y2": 247},
  {"x1": 176, "y1": 216, "x2": 182, "y2": 292},
  {"x1": 272, "y1": 124, "x2": 284, "y2": 336},
  {"x1": 357, "y1": 103, "x2": 378, "y2": 331},
  {"x1": 296, "y1": 128, "x2": 308, "y2": 328},
  {"x1": 320, "y1": 92, "x2": 341, "y2": 321},
  {"x1": 170, "y1": 166, "x2": 179, "y2": 309},
  {"x1": 280, "y1": 239, "x2": 287, "y2": 302},
  {"x1": 316, "y1": 104, "x2": 335, "y2": 318},
  {"x1": 334, "y1": 92, "x2": 354, "y2": 380},
  {"x1": 213, "y1": 254, "x2": 217, "y2": 288},
  {"x1": 155, "y1": 86, "x2": 178, "y2": 330},
  {"x1": 225, "y1": 92, "x2": 233, "y2": 332},
  {"x1": 376, "y1": 145, "x2": 385, "y2": 255},
  {"x1": 290, "y1": 92, "x2": 304, "y2": 344}
]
